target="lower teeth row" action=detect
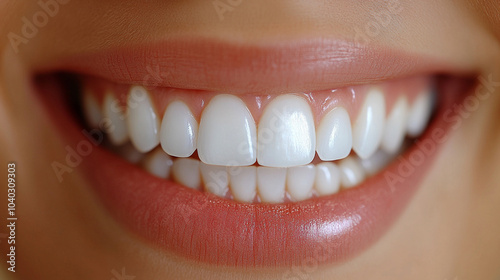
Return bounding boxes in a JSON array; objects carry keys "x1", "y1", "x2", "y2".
[{"x1": 111, "y1": 143, "x2": 402, "y2": 203}]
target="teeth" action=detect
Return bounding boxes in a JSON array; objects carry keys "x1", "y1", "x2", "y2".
[
  {"x1": 198, "y1": 95, "x2": 257, "y2": 166},
  {"x1": 103, "y1": 93, "x2": 129, "y2": 145},
  {"x1": 142, "y1": 148, "x2": 173, "y2": 179},
  {"x1": 258, "y1": 94, "x2": 316, "y2": 167},
  {"x1": 171, "y1": 158, "x2": 201, "y2": 190},
  {"x1": 286, "y1": 165, "x2": 315, "y2": 201},
  {"x1": 257, "y1": 167, "x2": 287, "y2": 203},
  {"x1": 160, "y1": 101, "x2": 198, "y2": 157},
  {"x1": 407, "y1": 91, "x2": 433, "y2": 137},
  {"x1": 200, "y1": 163, "x2": 229, "y2": 197},
  {"x1": 127, "y1": 86, "x2": 160, "y2": 153},
  {"x1": 352, "y1": 89, "x2": 386, "y2": 159},
  {"x1": 314, "y1": 162, "x2": 341, "y2": 196},
  {"x1": 316, "y1": 107, "x2": 353, "y2": 161},
  {"x1": 229, "y1": 166, "x2": 257, "y2": 203},
  {"x1": 382, "y1": 96, "x2": 409, "y2": 153},
  {"x1": 82, "y1": 90, "x2": 102, "y2": 128},
  {"x1": 339, "y1": 157, "x2": 366, "y2": 188}
]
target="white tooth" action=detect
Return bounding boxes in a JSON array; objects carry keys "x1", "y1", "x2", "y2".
[
  {"x1": 113, "y1": 143, "x2": 144, "y2": 164},
  {"x1": 407, "y1": 91, "x2": 433, "y2": 137},
  {"x1": 286, "y1": 165, "x2": 315, "y2": 201},
  {"x1": 316, "y1": 107, "x2": 352, "y2": 161},
  {"x1": 142, "y1": 148, "x2": 173, "y2": 179},
  {"x1": 257, "y1": 95, "x2": 316, "y2": 167},
  {"x1": 103, "y1": 93, "x2": 129, "y2": 145},
  {"x1": 198, "y1": 94, "x2": 257, "y2": 166},
  {"x1": 82, "y1": 91, "x2": 102, "y2": 128},
  {"x1": 353, "y1": 89, "x2": 386, "y2": 159},
  {"x1": 359, "y1": 150, "x2": 393, "y2": 176},
  {"x1": 127, "y1": 86, "x2": 160, "y2": 153},
  {"x1": 172, "y1": 158, "x2": 201, "y2": 190},
  {"x1": 382, "y1": 96, "x2": 409, "y2": 153},
  {"x1": 314, "y1": 162, "x2": 341, "y2": 196},
  {"x1": 200, "y1": 163, "x2": 229, "y2": 197},
  {"x1": 160, "y1": 101, "x2": 198, "y2": 157},
  {"x1": 229, "y1": 166, "x2": 257, "y2": 203},
  {"x1": 257, "y1": 167, "x2": 286, "y2": 203},
  {"x1": 339, "y1": 157, "x2": 366, "y2": 188}
]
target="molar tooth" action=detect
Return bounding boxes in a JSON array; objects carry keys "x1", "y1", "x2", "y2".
[
  {"x1": 229, "y1": 166, "x2": 257, "y2": 203},
  {"x1": 142, "y1": 148, "x2": 173, "y2": 179},
  {"x1": 160, "y1": 101, "x2": 198, "y2": 157},
  {"x1": 316, "y1": 107, "x2": 353, "y2": 161},
  {"x1": 200, "y1": 163, "x2": 229, "y2": 197},
  {"x1": 314, "y1": 162, "x2": 341, "y2": 196},
  {"x1": 257, "y1": 94, "x2": 316, "y2": 167},
  {"x1": 82, "y1": 90, "x2": 102, "y2": 128},
  {"x1": 127, "y1": 86, "x2": 160, "y2": 153},
  {"x1": 382, "y1": 96, "x2": 409, "y2": 153},
  {"x1": 339, "y1": 157, "x2": 366, "y2": 188},
  {"x1": 172, "y1": 158, "x2": 201, "y2": 190},
  {"x1": 257, "y1": 167, "x2": 287, "y2": 203},
  {"x1": 352, "y1": 89, "x2": 386, "y2": 159},
  {"x1": 103, "y1": 93, "x2": 129, "y2": 145},
  {"x1": 407, "y1": 91, "x2": 434, "y2": 137},
  {"x1": 198, "y1": 94, "x2": 256, "y2": 166},
  {"x1": 286, "y1": 165, "x2": 315, "y2": 201}
]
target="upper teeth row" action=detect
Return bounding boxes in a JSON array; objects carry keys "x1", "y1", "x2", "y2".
[{"x1": 83, "y1": 85, "x2": 434, "y2": 168}]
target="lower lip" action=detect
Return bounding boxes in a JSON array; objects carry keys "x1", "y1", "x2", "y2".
[{"x1": 36, "y1": 74, "x2": 469, "y2": 267}]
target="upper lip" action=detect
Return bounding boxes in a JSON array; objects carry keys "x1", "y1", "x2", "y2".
[{"x1": 36, "y1": 37, "x2": 470, "y2": 93}]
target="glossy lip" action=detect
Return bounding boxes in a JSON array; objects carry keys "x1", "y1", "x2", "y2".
[
  {"x1": 33, "y1": 38, "x2": 474, "y2": 267},
  {"x1": 35, "y1": 37, "x2": 472, "y2": 93}
]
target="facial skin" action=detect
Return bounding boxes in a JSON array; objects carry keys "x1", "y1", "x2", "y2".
[{"x1": 1, "y1": 1, "x2": 500, "y2": 279}]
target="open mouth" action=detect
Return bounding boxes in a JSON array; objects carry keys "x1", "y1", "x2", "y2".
[{"x1": 33, "y1": 39, "x2": 476, "y2": 267}]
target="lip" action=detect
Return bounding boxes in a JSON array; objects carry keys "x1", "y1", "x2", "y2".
[
  {"x1": 33, "y1": 38, "x2": 475, "y2": 267},
  {"x1": 35, "y1": 37, "x2": 472, "y2": 93}
]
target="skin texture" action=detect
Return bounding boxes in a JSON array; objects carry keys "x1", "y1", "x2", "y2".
[{"x1": 1, "y1": 0, "x2": 500, "y2": 279}]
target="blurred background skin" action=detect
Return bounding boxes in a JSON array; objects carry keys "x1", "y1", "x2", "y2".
[{"x1": 0, "y1": 1, "x2": 500, "y2": 279}]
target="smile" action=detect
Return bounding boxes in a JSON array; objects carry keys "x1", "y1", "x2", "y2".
[{"x1": 33, "y1": 38, "x2": 476, "y2": 267}]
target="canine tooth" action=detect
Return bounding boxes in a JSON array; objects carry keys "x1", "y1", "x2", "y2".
[
  {"x1": 127, "y1": 86, "x2": 160, "y2": 153},
  {"x1": 353, "y1": 89, "x2": 386, "y2": 159},
  {"x1": 198, "y1": 95, "x2": 257, "y2": 166},
  {"x1": 142, "y1": 148, "x2": 173, "y2": 179},
  {"x1": 200, "y1": 163, "x2": 229, "y2": 197},
  {"x1": 257, "y1": 167, "x2": 287, "y2": 203},
  {"x1": 382, "y1": 97, "x2": 409, "y2": 153},
  {"x1": 316, "y1": 107, "x2": 352, "y2": 161},
  {"x1": 258, "y1": 94, "x2": 316, "y2": 167},
  {"x1": 407, "y1": 91, "x2": 433, "y2": 137},
  {"x1": 82, "y1": 91, "x2": 102, "y2": 128},
  {"x1": 359, "y1": 150, "x2": 393, "y2": 176},
  {"x1": 287, "y1": 165, "x2": 315, "y2": 201},
  {"x1": 339, "y1": 157, "x2": 366, "y2": 188},
  {"x1": 229, "y1": 166, "x2": 257, "y2": 203},
  {"x1": 103, "y1": 93, "x2": 128, "y2": 145},
  {"x1": 160, "y1": 101, "x2": 198, "y2": 157},
  {"x1": 172, "y1": 158, "x2": 201, "y2": 190},
  {"x1": 314, "y1": 162, "x2": 341, "y2": 196}
]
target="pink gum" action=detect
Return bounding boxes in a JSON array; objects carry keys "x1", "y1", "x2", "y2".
[{"x1": 83, "y1": 75, "x2": 433, "y2": 125}]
